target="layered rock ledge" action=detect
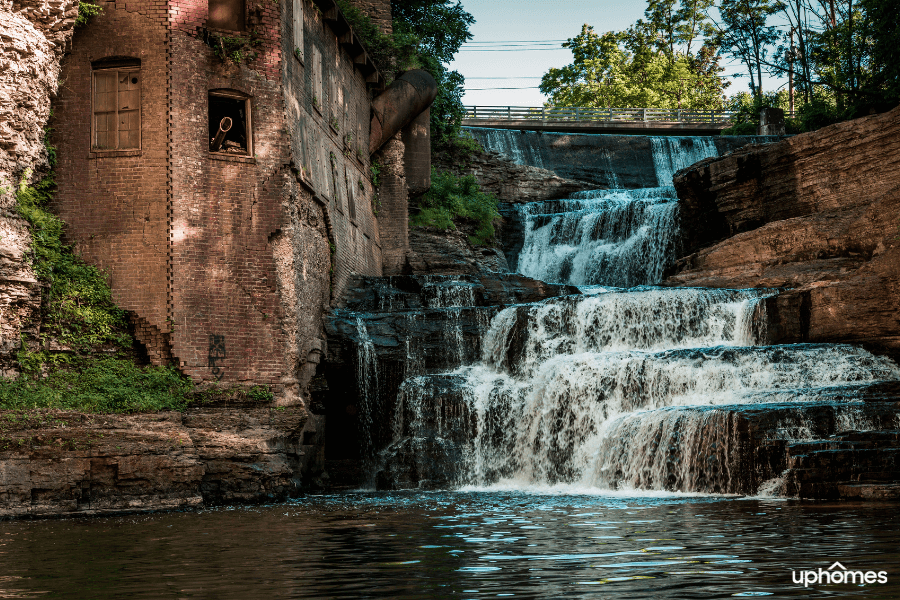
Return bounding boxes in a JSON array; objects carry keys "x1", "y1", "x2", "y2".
[
  {"x1": 667, "y1": 104, "x2": 900, "y2": 360},
  {"x1": 0, "y1": 404, "x2": 320, "y2": 517}
]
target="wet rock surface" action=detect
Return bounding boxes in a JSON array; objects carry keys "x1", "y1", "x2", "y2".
[
  {"x1": 463, "y1": 128, "x2": 778, "y2": 189},
  {"x1": 321, "y1": 273, "x2": 580, "y2": 486},
  {"x1": 0, "y1": 404, "x2": 316, "y2": 517},
  {"x1": 435, "y1": 147, "x2": 595, "y2": 203},
  {"x1": 666, "y1": 105, "x2": 900, "y2": 360}
]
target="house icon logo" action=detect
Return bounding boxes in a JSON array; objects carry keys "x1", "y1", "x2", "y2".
[{"x1": 792, "y1": 561, "x2": 887, "y2": 587}]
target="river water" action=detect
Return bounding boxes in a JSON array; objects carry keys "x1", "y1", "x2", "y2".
[{"x1": 1, "y1": 492, "x2": 898, "y2": 598}]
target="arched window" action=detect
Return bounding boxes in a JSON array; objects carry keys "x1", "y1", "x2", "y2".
[
  {"x1": 91, "y1": 57, "x2": 141, "y2": 150},
  {"x1": 209, "y1": 89, "x2": 252, "y2": 156}
]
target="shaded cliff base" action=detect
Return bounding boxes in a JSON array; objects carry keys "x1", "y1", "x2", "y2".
[{"x1": 0, "y1": 402, "x2": 322, "y2": 518}]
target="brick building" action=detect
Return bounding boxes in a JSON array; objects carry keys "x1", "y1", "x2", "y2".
[{"x1": 51, "y1": 0, "x2": 424, "y2": 397}]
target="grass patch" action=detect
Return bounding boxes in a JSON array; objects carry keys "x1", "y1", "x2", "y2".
[
  {"x1": 0, "y1": 357, "x2": 193, "y2": 413},
  {"x1": 410, "y1": 169, "x2": 500, "y2": 246}
]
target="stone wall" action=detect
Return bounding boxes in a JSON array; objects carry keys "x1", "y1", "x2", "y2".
[{"x1": 667, "y1": 104, "x2": 900, "y2": 359}]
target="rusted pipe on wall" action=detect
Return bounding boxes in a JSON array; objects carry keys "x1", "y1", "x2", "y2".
[
  {"x1": 369, "y1": 69, "x2": 437, "y2": 155},
  {"x1": 210, "y1": 116, "x2": 233, "y2": 152}
]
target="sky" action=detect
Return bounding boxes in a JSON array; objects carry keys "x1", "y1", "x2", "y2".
[{"x1": 448, "y1": 0, "x2": 787, "y2": 108}]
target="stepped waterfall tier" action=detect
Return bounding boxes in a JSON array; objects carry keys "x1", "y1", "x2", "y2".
[{"x1": 338, "y1": 133, "x2": 900, "y2": 498}]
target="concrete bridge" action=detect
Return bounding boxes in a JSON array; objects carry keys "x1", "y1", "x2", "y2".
[{"x1": 462, "y1": 105, "x2": 741, "y2": 136}]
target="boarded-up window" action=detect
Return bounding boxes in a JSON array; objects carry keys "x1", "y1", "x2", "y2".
[
  {"x1": 310, "y1": 46, "x2": 322, "y2": 111},
  {"x1": 292, "y1": 0, "x2": 303, "y2": 60},
  {"x1": 345, "y1": 165, "x2": 356, "y2": 221},
  {"x1": 208, "y1": 0, "x2": 245, "y2": 30},
  {"x1": 209, "y1": 90, "x2": 252, "y2": 155},
  {"x1": 92, "y1": 66, "x2": 141, "y2": 150}
]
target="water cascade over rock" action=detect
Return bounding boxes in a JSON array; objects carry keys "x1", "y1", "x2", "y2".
[{"x1": 328, "y1": 132, "x2": 900, "y2": 498}]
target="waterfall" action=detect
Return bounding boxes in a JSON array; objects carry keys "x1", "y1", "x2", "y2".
[
  {"x1": 355, "y1": 316, "x2": 379, "y2": 462},
  {"x1": 368, "y1": 131, "x2": 900, "y2": 497},
  {"x1": 381, "y1": 293, "x2": 900, "y2": 492},
  {"x1": 517, "y1": 188, "x2": 680, "y2": 286},
  {"x1": 649, "y1": 136, "x2": 718, "y2": 186}
]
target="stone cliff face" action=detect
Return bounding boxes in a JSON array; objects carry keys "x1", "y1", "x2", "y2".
[
  {"x1": 0, "y1": 0, "x2": 76, "y2": 374},
  {"x1": 667, "y1": 105, "x2": 900, "y2": 359}
]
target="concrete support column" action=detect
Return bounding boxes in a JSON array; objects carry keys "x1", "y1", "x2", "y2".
[
  {"x1": 402, "y1": 107, "x2": 431, "y2": 198},
  {"x1": 376, "y1": 134, "x2": 409, "y2": 275}
]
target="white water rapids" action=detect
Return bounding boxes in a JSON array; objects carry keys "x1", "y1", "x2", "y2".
[{"x1": 372, "y1": 135, "x2": 900, "y2": 495}]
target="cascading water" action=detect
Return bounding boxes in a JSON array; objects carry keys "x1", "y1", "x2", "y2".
[
  {"x1": 373, "y1": 133, "x2": 900, "y2": 496},
  {"x1": 516, "y1": 136, "x2": 720, "y2": 286}
]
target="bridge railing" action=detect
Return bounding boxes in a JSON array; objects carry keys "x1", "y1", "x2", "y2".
[{"x1": 463, "y1": 105, "x2": 743, "y2": 124}]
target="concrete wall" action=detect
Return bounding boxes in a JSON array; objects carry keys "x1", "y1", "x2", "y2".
[{"x1": 464, "y1": 127, "x2": 782, "y2": 189}]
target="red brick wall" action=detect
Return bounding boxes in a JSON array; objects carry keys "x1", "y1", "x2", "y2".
[
  {"x1": 168, "y1": 29, "x2": 289, "y2": 385},
  {"x1": 285, "y1": 1, "x2": 383, "y2": 301},
  {"x1": 52, "y1": 5, "x2": 170, "y2": 356},
  {"x1": 52, "y1": 0, "x2": 390, "y2": 390}
]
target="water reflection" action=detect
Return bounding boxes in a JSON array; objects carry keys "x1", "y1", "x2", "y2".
[{"x1": 0, "y1": 492, "x2": 897, "y2": 599}]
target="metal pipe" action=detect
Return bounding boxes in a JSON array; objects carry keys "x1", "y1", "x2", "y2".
[
  {"x1": 369, "y1": 70, "x2": 437, "y2": 155},
  {"x1": 210, "y1": 116, "x2": 233, "y2": 152}
]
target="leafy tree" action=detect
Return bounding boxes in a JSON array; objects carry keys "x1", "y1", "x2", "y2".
[
  {"x1": 714, "y1": 0, "x2": 783, "y2": 101},
  {"x1": 540, "y1": 23, "x2": 727, "y2": 109},
  {"x1": 391, "y1": 0, "x2": 474, "y2": 149}
]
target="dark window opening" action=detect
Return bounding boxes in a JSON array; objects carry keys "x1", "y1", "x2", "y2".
[
  {"x1": 208, "y1": 0, "x2": 245, "y2": 31},
  {"x1": 209, "y1": 93, "x2": 251, "y2": 155}
]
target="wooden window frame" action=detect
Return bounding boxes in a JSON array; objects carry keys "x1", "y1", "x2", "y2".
[
  {"x1": 208, "y1": 89, "x2": 253, "y2": 157},
  {"x1": 91, "y1": 65, "x2": 141, "y2": 151}
]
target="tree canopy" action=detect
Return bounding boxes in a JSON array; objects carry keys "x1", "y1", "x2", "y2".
[{"x1": 539, "y1": 20, "x2": 728, "y2": 110}]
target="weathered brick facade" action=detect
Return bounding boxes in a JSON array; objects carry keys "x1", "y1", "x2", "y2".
[{"x1": 52, "y1": 0, "x2": 393, "y2": 395}]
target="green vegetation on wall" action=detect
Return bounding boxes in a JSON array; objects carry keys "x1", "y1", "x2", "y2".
[
  {"x1": 75, "y1": 1, "x2": 103, "y2": 28},
  {"x1": 335, "y1": 0, "x2": 474, "y2": 153},
  {"x1": 409, "y1": 169, "x2": 499, "y2": 246},
  {"x1": 0, "y1": 171, "x2": 197, "y2": 413}
]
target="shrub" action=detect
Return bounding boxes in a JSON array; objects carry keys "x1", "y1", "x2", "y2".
[{"x1": 410, "y1": 169, "x2": 499, "y2": 246}]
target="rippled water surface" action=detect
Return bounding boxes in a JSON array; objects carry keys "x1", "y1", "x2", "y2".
[{"x1": 1, "y1": 492, "x2": 898, "y2": 599}]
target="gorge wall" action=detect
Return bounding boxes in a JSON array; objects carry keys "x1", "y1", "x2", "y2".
[
  {"x1": 667, "y1": 104, "x2": 900, "y2": 360},
  {"x1": 0, "y1": 0, "x2": 76, "y2": 375}
]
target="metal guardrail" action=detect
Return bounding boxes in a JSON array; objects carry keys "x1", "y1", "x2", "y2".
[{"x1": 464, "y1": 105, "x2": 747, "y2": 124}]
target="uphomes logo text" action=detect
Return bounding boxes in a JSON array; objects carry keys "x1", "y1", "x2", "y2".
[{"x1": 792, "y1": 562, "x2": 888, "y2": 587}]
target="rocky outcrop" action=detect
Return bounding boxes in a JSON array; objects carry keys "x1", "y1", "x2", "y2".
[
  {"x1": 435, "y1": 148, "x2": 595, "y2": 203},
  {"x1": 667, "y1": 105, "x2": 900, "y2": 359},
  {"x1": 0, "y1": 0, "x2": 77, "y2": 375},
  {"x1": 0, "y1": 404, "x2": 320, "y2": 517}
]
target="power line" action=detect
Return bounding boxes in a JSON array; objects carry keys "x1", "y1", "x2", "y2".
[
  {"x1": 465, "y1": 77, "x2": 543, "y2": 79},
  {"x1": 465, "y1": 86, "x2": 542, "y2": 90},
  {"x1": 458, "y1": 48, "x2": 570, "y2": 52}
]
